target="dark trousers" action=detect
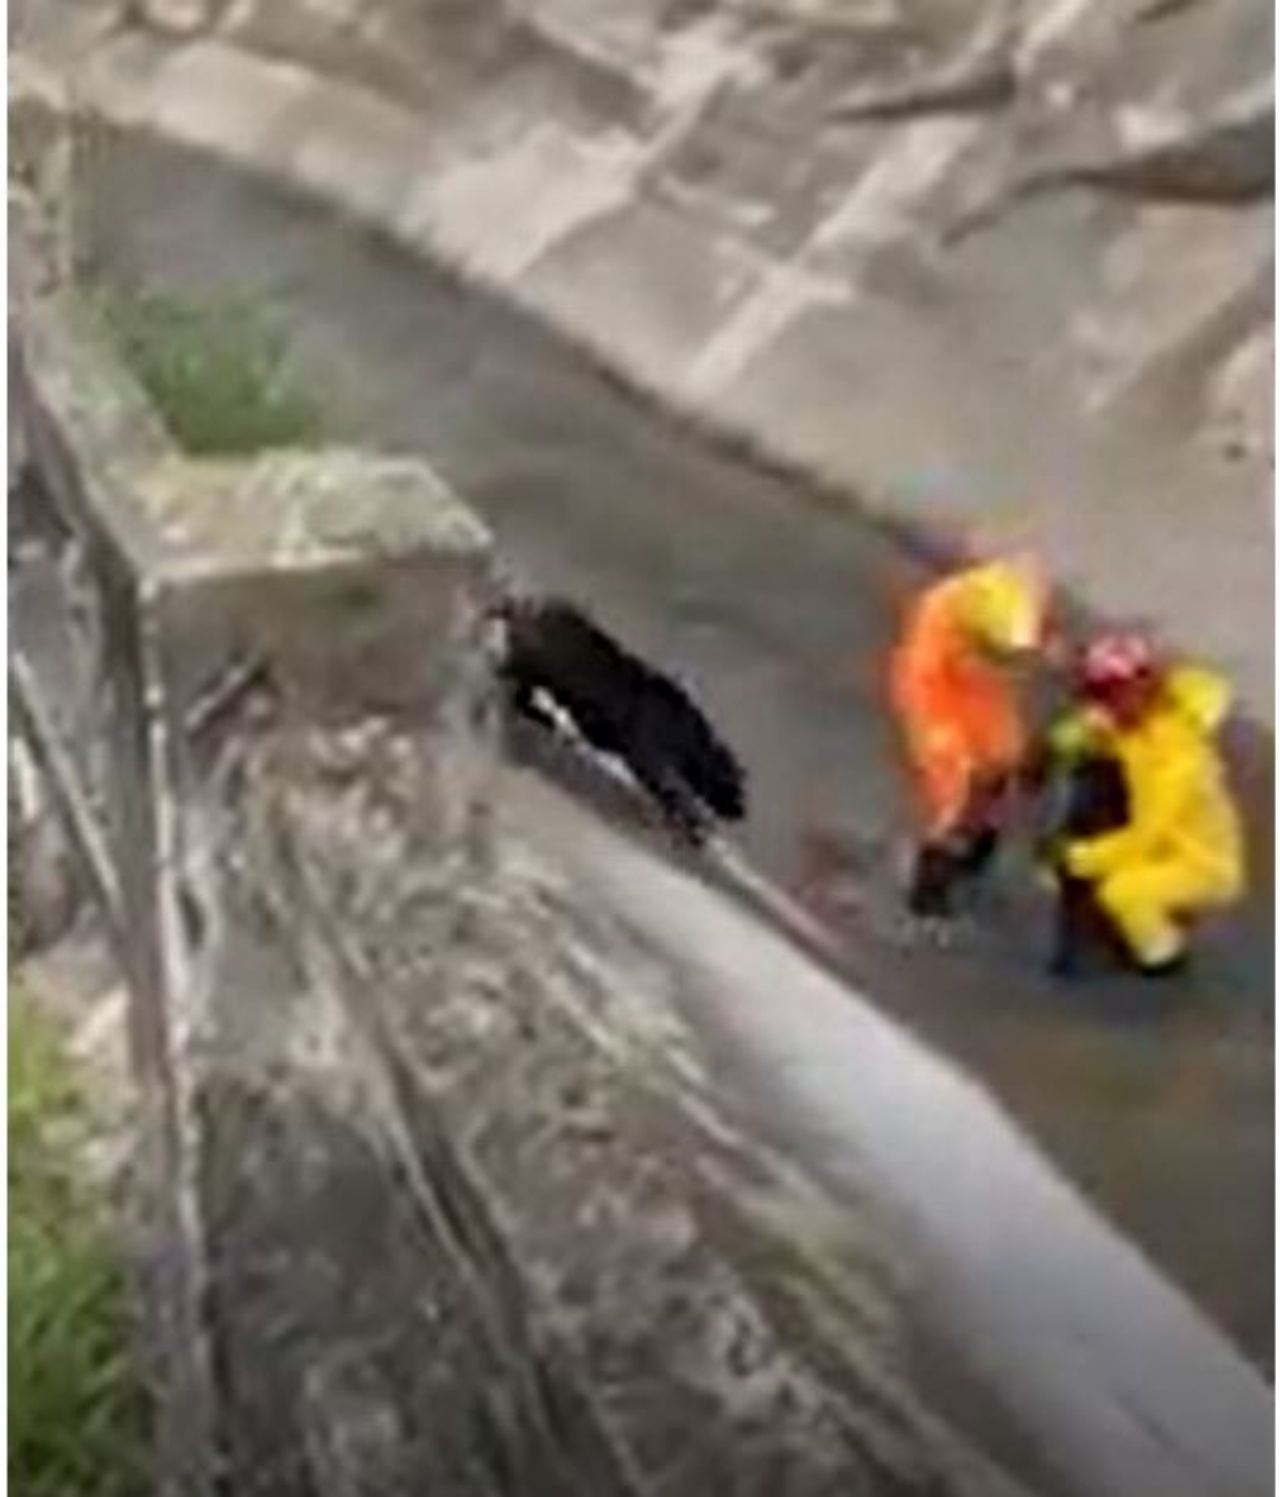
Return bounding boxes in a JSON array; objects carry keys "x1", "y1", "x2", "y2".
[
  {"x1": 906, "y1": 823, "x2": 1001, "y2": 917},
  {"x1": 1048, "y1": 754, "x2": 1132, "y2": 975}
]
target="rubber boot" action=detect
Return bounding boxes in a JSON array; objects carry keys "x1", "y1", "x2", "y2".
[
  {"x1": 1134, "y1": 949, "x2": 1191, "y2": 981},
  {"x1": 1049, "y1": 874, "x2": 1105, "y2": 979},
  {"x1": 906, "y1": 842, "x2": 963, "y2": 919}
]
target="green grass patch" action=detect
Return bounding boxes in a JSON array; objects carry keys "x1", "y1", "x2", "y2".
[
  {"x1": 10, "y1": 997, "x2": 145, "y2": 1497},
  {"x1": 95, "y1": 287, "x2": 323, "y2": 455}
]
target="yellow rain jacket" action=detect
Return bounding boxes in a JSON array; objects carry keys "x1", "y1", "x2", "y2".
[{"x1": 1058, "y1": 665, "x2": 1245, "y2": 964}]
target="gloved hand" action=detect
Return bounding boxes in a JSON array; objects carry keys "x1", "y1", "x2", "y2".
[{"x1": 1058, "y1": 840, "x2": 1103, "y2": 880}]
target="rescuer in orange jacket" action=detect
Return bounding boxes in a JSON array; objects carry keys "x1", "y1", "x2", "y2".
[{"x1": 890, "y1": 555, "x2": 1049, "y2": 918}]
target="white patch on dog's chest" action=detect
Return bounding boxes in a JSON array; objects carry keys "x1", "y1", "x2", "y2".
[
  {"x1": 533, "y1": 687, "x2": 635, "y2": 787},
  {"x1": 531, "y1": 687, "x2": 578, "y2": 741}
]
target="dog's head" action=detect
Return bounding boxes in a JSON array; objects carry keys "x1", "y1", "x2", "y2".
[{"x1": 482, "y1": 564, "x2": 543, "y2": 661}]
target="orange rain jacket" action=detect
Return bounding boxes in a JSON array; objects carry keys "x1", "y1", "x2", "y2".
[{"x1": 890, "y1": 559, "x2": 1045, "y2": 838}]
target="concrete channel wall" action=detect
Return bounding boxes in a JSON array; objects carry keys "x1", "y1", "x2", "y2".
[
  {"x1": 18, "y1": 0, "x2": 1273, "y2": 710},
  {"x1": 10, "y1": 71, "x2": 1050, "y2": 1497}
]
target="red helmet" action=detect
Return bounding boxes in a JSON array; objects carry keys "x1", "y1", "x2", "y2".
[{"x1": 1077, "y1": 633, "x2": 1161, "y2": 711}]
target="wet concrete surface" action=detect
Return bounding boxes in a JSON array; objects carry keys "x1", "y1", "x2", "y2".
[
  {"x1": 515, "y1": 769, "x2": 1271, "y2": 1497},
  {"x1": 78, "y1": 130, "x2": 1274, "y2": 1372}
]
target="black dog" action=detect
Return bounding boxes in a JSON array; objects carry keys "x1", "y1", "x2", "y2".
[{"x1": 492, "y1": 596, "x2": 747, "y2": 845}]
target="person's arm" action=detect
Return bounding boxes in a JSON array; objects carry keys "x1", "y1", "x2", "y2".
[
  {"x1": 1019, "y1": 706, "x2": 1104, "y2": 794},
  {"x1": 1065, "y1": 747, "x2": 1192, "y2": 879}
]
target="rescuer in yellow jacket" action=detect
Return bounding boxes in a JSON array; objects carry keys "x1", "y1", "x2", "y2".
[
  {"x1": 1049, "y1": 634, "x2": 1245, "y2": 975},
  {"x1": 890, "y1": 554, "x2": 1049, "y2": 918}
]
